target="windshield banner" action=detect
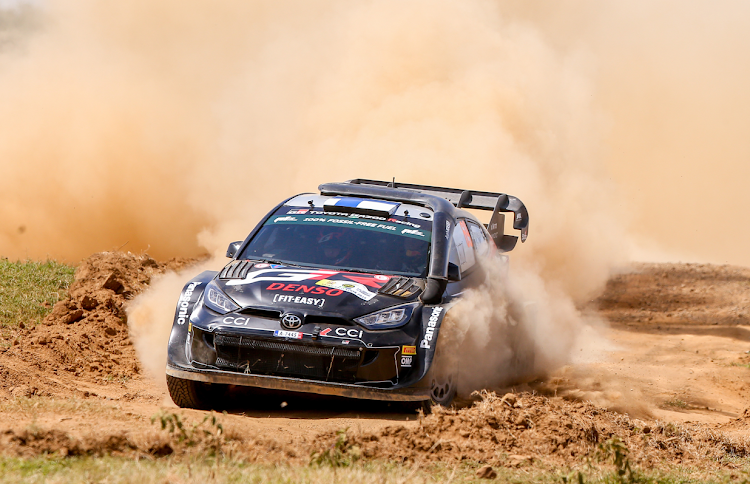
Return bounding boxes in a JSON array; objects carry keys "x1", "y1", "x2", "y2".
[{"x1": 268, "y1": 211, "x2": 432, "y2": 241}]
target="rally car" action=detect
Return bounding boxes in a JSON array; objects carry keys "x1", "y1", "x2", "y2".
[{"x1": 166, "y1": 179, "x2": 529, "y2": 410}]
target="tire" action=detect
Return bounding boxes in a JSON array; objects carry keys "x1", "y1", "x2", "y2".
[
  {"x1": 416, "y1": 350, "x2": 458, "y2": 413},
  {"x1": 428, "y1": 370, "x2": 457, "y2": 407},
  {"x1": 166, "y1": 375, "x2": 224, "y2": 410},
  {"x1": 507, "y1": 302, "x2": 536, "y2": 382}
]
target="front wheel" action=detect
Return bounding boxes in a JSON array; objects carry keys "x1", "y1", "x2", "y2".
[
  {"x1": 166, "y1": 375, "x2": 225, "y2": 410},
  {"x1": 428, "y1": 370, "x2": 457, "y2": 407}
]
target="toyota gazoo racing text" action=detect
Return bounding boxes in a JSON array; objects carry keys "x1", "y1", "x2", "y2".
[{"x1": 166, "y1": 179, "x2": 529, "y2": 409}]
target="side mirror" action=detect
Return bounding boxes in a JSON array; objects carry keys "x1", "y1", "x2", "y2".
[
  {"x1": 447, "y1": 262, "x2": 461, "y2": 282},
  {"x1": 226, "y1": 241, "x2": 242, "y2": 259}
]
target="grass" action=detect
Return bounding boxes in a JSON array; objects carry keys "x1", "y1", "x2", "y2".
[
  {"x1": 0, "y1": 396, "x2": 122, "y2": 418},
  {"x1": 662, "y1": 398, "x2": 689, "y2": 409},
  {"x1": 0, "y1": 259, "x2": 75, "y2": 328},
  {"x1": 0, "y1": 455, "x2": 746, "y2": 484}
]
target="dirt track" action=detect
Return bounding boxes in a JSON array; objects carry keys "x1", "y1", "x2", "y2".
[{"x1": 1, "y1": 254, "x2": 750, "y2": 468}]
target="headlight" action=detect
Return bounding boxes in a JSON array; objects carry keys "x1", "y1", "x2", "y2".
[
  {"x1": 355, "y1": 304, "x2": 418, "y2": 330},
  {"x1": 204, "y1": 280, "x2": 240, "y2": 314}
]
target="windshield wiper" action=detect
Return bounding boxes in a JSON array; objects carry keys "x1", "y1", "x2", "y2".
[{"x1": 249, "y1": 258, "x2": 303, "y2": 268}]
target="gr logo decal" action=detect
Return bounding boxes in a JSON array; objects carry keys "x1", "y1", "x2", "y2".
[{"x1": 225, "y1": 269, "x2": 337, "y2": 287}]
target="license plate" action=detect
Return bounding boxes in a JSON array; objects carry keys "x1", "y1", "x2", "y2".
[{"x1": 274, "y1": 330, "x2": 303, "y2": 339}]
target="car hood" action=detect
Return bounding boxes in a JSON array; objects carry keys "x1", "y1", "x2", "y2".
[{"x1": 215, "y1": 262, "x2": 421, "y2": 318}]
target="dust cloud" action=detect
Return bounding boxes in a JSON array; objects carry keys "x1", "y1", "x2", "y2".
[
  {"x1": 127, "y1": 260, "x2": 216, "y2": 389},
  {"x1": 2, "y1": 2, "x2": 748, "y2": 399}
]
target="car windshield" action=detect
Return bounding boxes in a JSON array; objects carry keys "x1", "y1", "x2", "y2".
[{"x1": 239, "y1": 207, "x2": 432, "y2": 277}]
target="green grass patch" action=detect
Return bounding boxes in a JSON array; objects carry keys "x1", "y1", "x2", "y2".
[
  {"x1": 0, "y1": 455, "x2": 746, "y2": 484},
  {"x1": 731, "y1": 362, "x2": 750, "y2": 370},
  {"x1": 662, "y1": 398, "x2": 689, "y2": 409},
  {"x1": 0, "y1": 259, "x2": 75, "y2": 328}
]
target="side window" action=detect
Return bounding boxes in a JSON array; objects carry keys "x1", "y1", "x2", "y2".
[
  {"x1": 450, "y1": 219, "x2": 475, "y2": 274},
  {"x1": 467, "y1": 221, "x2": 490, "y2": 257}
]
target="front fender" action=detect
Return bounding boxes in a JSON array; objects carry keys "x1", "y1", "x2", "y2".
[
  {"x1": 407, "y1": 303, "x2": 455, "y2": 387},
  {"x1": 166, "y1": 271, "x2": 217, "y2": 368}
]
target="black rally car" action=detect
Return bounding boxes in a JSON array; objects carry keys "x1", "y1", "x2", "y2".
[{"x1": 166, "y1": 179, "x2": 529, "y2": 409}]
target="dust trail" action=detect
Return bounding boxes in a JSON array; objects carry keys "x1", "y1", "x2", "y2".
[
  {"x1": 9, "y1": 1, "x2": 749, "y2": 400},
  {"x1": 3, "y1": 1, "x2": 627, "y2": 393},
  {"x1": 443, "y1": 254, "x2": 612, "y2": 398},
  {"x1": 127, "y1": 259, "x2": 219, "y2": 389}
]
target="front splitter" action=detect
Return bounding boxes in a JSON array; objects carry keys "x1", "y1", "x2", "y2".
[{"x1": 166, "y1": 364, "x2": 429, "y2": 402}]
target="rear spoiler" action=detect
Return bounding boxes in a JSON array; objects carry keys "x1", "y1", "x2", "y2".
[{"x1": 343, "y1": 179, "x2": 529, "y2": 251}]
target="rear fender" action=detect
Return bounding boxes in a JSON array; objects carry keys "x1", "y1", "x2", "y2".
[{"x1": 166, "y1": 271, "x2": 217, "y2": 367}]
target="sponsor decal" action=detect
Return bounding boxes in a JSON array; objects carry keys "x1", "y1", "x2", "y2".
[
  {"x1": 267, "y1": 282, "x2": 343, "y2": 296},
  {"x1": 341, "y1": 274, "x2": 391, "y2": 288},
  {"x1": 335, "y1": 327, "x2": 363, "y2": 339},
  {"x1": 402, "y1": 345, "x2": 417, "y2": 355},
  {"x1": 419, "y1": 306, "x2": 444, "y2": 349},
  {"x1": 445, "y1": 220, "x2": 451, "y2": 239},
  {"x1": 254, "y1": 263, "x2": 270, "y2": 268},
  {"x1": 315, "y1": 279, "x2": 376, "y2": 301},
  {"x1": 270, "y1": 212, "x2": 431, "y2": 238},
  {"x1": 287, "y1": 208, "x2": 309, "y2": 215},
  {"x1": 274, "y1": 330, "x2": 303, "y2": 339},
  {"x1": 387, "y1": 218, "x2": 423, "y2": 229},
  {"x1": 177, "y1": 282, "x2": 202, "y2": 325},
  {"x1": 400, "y1": 355, "x2": 413, "y2": 368},
  {"x1": 280, "y1": 313, "x2": 303, "y2": 330},
  {"x1": 401, "y1": 228, "x2": 425, "y2": 237},
  {"x1": 516, "y1": 212, "x2": 522, "y2": 221},
  {"x1": 273, "y1": 294, "x2": 325, "y2": 308},
  {"x1": 318, "y1": 327, "x2": 363, "y2": 339},
  {"x1": 342, "y1": 340, "x2": 350, "y2": 345},
  {"x1": 222, "y1": 316, "x2": 256, "y2": 326}
]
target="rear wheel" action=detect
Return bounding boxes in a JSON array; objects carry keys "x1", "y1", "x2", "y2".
[{"x1": 166, "y1": 375, "x2": 225, "y2": 410}]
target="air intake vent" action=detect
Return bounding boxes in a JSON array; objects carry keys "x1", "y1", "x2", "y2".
[
  {"x1": 219, "y1": 260, "x2": 253, "y2": 279},
  {"x1": 238, "y1": 307, "x2": 281, "y2": 320},
  {"x1": 378, "y1": 277, "x2": 424, "y2": 298}
]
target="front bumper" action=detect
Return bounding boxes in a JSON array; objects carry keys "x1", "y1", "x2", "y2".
[{"x1": 166, "y1": 363, "x2": 430, "y2": 402}]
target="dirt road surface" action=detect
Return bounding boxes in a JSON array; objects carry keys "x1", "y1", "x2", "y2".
[{"x1": 1, "y1": 254, "x2": 749, "y2": 468}]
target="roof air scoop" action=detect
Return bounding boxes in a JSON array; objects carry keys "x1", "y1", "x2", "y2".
[{"x1": 323, "y1": 197, "x2": 400, "y2": 218}]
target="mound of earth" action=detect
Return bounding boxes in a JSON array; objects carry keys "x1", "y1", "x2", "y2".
[
  {"x1": 0, "y1": 252, "x2": 196, "y2": 400},
  {"x1": 317, "y1": 391, "x2": 750, "y2": 470},
  {"x1": 593, "y1": 262, "x2": 750, "y2": 327}
]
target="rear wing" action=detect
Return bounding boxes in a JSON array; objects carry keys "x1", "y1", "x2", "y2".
[{"x1": 344, "y1": 179, "x2": 529, "y2": 251}]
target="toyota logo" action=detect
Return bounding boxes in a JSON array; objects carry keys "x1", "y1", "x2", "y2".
[{"x1": 280, "y1": 313, "x2": 303, "y2": 330}]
